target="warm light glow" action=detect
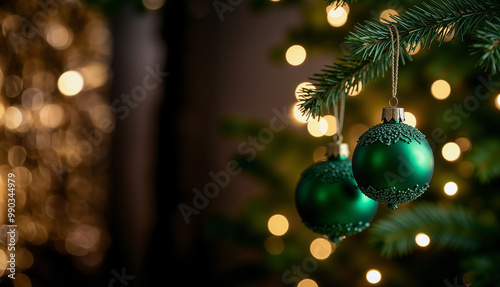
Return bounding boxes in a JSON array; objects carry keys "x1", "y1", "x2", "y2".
[
  {"x1": 268, "y1": 214, "x2": 289, "y2": 236},
  {"x1": 366, "y1": 269, "x2": 382, "y2": 284},
  {"x1": 327, "y1": 7, "x2": 348, "y2": 27},
  {"x1": 142, "y1": 0, "x2": 166, "y2": 10},
  {"x1": 58, "y1": 71, "x2": 84, "y2": 96},
  {"x1": 404, "y1": 112, "x2": 417, "y2": 127},
  {"x1": 39, "y1": 104, "x2": 64, "y2": 128},
  {"x1": 444, "y1": 181, "x2": 458, "y2": 196},
  {"x1": 293, "y1": 104, "x2": 309, "y2": 123},
  {"x1": 323, "y1": 115, "x2": 338, "y2": 136},
  {"x1": 437, "y1": 26, "x2": 455, "y2": 42},
  {"x1": 415, "y1": 233, "x2": 430, "y2": 247},
  {"x1": 5, "y1": 106, "x2": 23, "y2": 129},
  {"x1": 379, "y1": 9, "x2": 399, "y2": 22},
  {"x1": 495, "y1": 94, "x2": 500, "y2": 110},
  {"x1": 407, "y1": 42, "x2": 421, "y2": 55},
  {"x1": 310, "y1": 238, "x2": 334, "y2": 260},
  {"x1": 264, "y1": 236, "x2": 285, "y2": 255},
  {"x1": 455, "y1": 137, "x2": 471, "y2": 152},
  {"x1": 298, "y1": 279, "x2": 318, "y2": 287},
  {"x1": 326, "y1": 2, "x2": 350, "y2": 14},
  {"x1": 295, "y1": 82, "x2": 315, "y2": 100},
  {"x1": 286, "y1": 45, "x2": 307, "y2": 66},
  {"x1": 46, "y1": 23, "x2": 72, "y2": 49},
  {"x1": 307, "y1": 117, "x2": 328, "y2": 137},
  {"x1": 431, "y1": 79, "x2": 451, "y2": 100},
  {"x1": 442, "y1": 142, "x2": 461, "y2": 161},
  {"x1": 347, "y1": 81, "x2": 362, "y2": 96}
]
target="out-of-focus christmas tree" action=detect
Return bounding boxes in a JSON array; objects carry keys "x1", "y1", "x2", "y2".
[{"x1": 208, "y1": 0, "x2": 500, "y2": 286}]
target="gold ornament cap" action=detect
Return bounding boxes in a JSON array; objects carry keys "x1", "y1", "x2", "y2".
[
  {"x1": 381, "y1": 107, "x2": 405, "y2": 123},
  {"x1": 327, "y1": 142, "x2": 350, "y2": 159}
]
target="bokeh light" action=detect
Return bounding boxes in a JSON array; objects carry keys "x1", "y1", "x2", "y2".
[
  {"x1": 142, "y1": 0, "x2": 166, "y2": 10},
  {"x1": 323, "y1": 115, "x2": 338, "y2": 136},
  {"x1": 327, "y1": 7, "x2": 348, "y2": 27},
  {"x1": 298, "y1": 279, "x2": 318, "y2": 287},
  {"x1": 415, "y1": 233, "x2": 431, "y2": 247},
  {"x1": 455, "y1": 137, "x2": 471, "y2": 152},
  {"x1": 444, "y1": 181, "x2": 458, "y2": 196},
  {"x1": 286, "y1": 45, "x2": 307, "y2": 66},
  {"x1": 295, "y1": 82, "x2": 315, "y2": 100},
  {"x1": 307, "y1": 117, "x2": 328, "y2": 137},
  {"x1": 442, "y1": 142, "x2": 461, "y2": 161},
  {"x1": 265, "y1": 236, "x2": 285, "y2": 255},
  {"x1": 45, "y1": 23, "x2": 73, "y2": 49},
  {"x1": 366, "y1": 269, "x2": 382, "y2": 284},
  {"x1": 268, "y1": 214, "x2": 289, "y2": 236},
  {"x1": 379, "y1": 9, "x2": 399, "y2": 22},
  {"x1": 495, "y1": 94, "x2": 500, "y2": 110},
  {"x1": 431, "y1": 79, "x2": 451, "y2": 100},
  {"x1": 58, "y1": 71, "x2": 84, "y2": 96},
  {"x1": 293, "y1": 104, "x2": 310, "y2": 123},
  {"x1": 310, "y1": 238, "x2": 334, "y2": 260},
  {"x1": 404, "y1": 112, "x2": 417, "y2": 127}
]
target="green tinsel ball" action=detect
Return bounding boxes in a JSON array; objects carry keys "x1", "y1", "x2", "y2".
[
  {"x1": 295, "y1": 156, "x2": 378, "y2": 242},
  {"x1": 352, "y1": 121, "x2": 434, "y2": 210}
]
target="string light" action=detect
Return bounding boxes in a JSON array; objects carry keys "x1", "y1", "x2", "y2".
[
  {"x1": 366, "y1": 269, "x2": 382, "y2": 284},
  {"x1": 295, "y1": 82, "x2": 315, "y2": 100},
  {"x1": 58, "y1": 71, "x2": 84, "y2": 96},
  {"x1": 323, "y1": 115, "x2": 338, "y2": 136},
  {"x1": 307, "y1": 118, "x2": 328, "y2": 137},
  {"x1": 495, "y1": 94, "x2": 500, "y2": 110},
  {"x1": 415, "y1": 233, "x2": 431, "y2": 247},
  {"x1": 379, "y1": 9, "x2": 399, "y2": 22}
]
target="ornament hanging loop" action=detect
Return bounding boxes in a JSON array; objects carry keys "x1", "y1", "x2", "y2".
[
  {"x1": 387, "y1": 23, "x2": 400, "y2": 106},
  {"x1": 388, "y1": 97, "x2": 398, "y2": 108}
]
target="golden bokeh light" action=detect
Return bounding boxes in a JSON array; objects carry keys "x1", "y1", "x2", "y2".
[
  {"x1": 327, "y1": 7, "x2": 348, "y2": 27},
  {"x1": 298, "y1": 279, "x2": 318, "y2": 287},
  {"x1": 442, "y1": 142, "x2": 461, "y2": 161},
  {"x1": 268, "y1": 214, "x2": 289, "y2": 236},
  {"x1": 307, "y1": 117, "x2": 328, "y2": 137},
  {"x1": 444, "y1": 181, "x2": 458, "y2": 196},
  {"x1": 310, "y1": 238, "x2": 335, "y2": 260},
  {"x1": 415, "y1": 233, "x2": 431, "y2": 247},
  {"x1": 293, "y1": 104, "x2": 310, "y2": 123},
  {"x1": 431, "y1": 79, "x2": 451, "y2": 100},
  {"x1": 407, "y1": 42, "x2": 421, "y2": 55},
  {"x1": 404, "y1": 112, "x2": 417, "y2": 127},
  {"x1": 379, "y1": 9, "x2": 399, "y2": 22},
  {"x1": 455, "y1": 137, "x2": 471, "y2": 152},
  {"x1": 5, "y1": 106, "x2": 23, "y2": 129},
  {"x1": 46, "y1": 23, "x2": 73, "y2": 49},
  {"x1": 58, "y1": 71, "x2": 84, "y2": 96},
  {"x1": 286, "y1": 45, "x2": 307, "y2": 66},
  {"x1": 495, "y1": 94, "x2": 500, "y2": 110},
  {"x1": 366, "y1": 269, "x2": 382, "y2": 284},
  {"x1": 295, "y1": 82, "x2": 315, "y2": 100},
  {"x1": 39, "y1": 104, "x2": 64, "y2": 128},
  {"x1": 347, "y1": 81, "x2": 362, "y2": 96}
]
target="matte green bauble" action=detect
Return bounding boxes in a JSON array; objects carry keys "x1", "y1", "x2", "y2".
[
  {"x1": 352, "y1": 107, "x2": 434, "y2": 210},
  {"x1": 295, "y1": 144, "x2": 378, "y2": 242}
]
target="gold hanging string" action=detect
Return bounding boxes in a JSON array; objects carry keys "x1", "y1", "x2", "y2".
[{"x1": 387, "y1": 23, "x2": 400, "y2": 107}]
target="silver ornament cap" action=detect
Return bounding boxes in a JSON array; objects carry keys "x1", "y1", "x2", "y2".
[
  {"x1": 381, "y1": 107, "x2": 405, "y2": 123},
  {"x1": 327, "y1": 142, "x2": 350, "y2": 159}
]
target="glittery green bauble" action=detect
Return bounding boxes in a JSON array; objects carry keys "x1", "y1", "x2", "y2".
[
  {"x1": 295, "y1": 156, "x2": 378, "y2": 242},
  {"x1": 352, "y1": 122, "x2": 434, "y2": 210}
]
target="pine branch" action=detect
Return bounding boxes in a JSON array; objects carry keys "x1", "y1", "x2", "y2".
[
  {"x1": 370, "y1": 202, "x2": 498, "y2": 257},
  {"x1": 470, "y1": 20, "x2": 500, "y2": 74},
  {"x1": 301, "y1": 0, "x2": 500, "y2": 118},
  {"x1": 468, "y1": 139, "x2": 500, "y2": 183}
]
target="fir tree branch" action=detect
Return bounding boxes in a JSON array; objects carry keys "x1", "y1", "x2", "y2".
[
  {"x1": 370, "y1": 202, "x2": 498, "y2": 258},
  {"x1": 301, "y1": 0, "x2": 500, "y2": 118},
  {"x1": 470, "y1": 20, "x2": 500, "y2": 74}
]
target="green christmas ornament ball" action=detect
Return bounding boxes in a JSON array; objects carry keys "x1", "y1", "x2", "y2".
[
  {"x1": 352, "y1": 107, "x2": 434, "y2": 210},
  {"x1": 295, "y1": 143, "x2": 378, "y2": 242}
]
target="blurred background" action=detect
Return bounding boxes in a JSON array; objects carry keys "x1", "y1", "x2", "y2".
[{"x1": 1, "y1": 0, "x2": 500, "y2": 286}]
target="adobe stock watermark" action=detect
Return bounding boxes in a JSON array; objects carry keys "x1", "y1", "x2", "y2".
[
  {"x1": 108, "y1": 267, "x2": 135, "y2": 287},
  {"x1": 178, "y1": 105, "x2": 291, "y2": 224},
  {"x1": 50, "y1": 64, "x2": 169, "y2": 182},
  {"x1": 8, "y1": 0, "x2": 63, "y2": 53},
  {"x1": 212, "y1": 0, "x2": 243, "y2": 21}
]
